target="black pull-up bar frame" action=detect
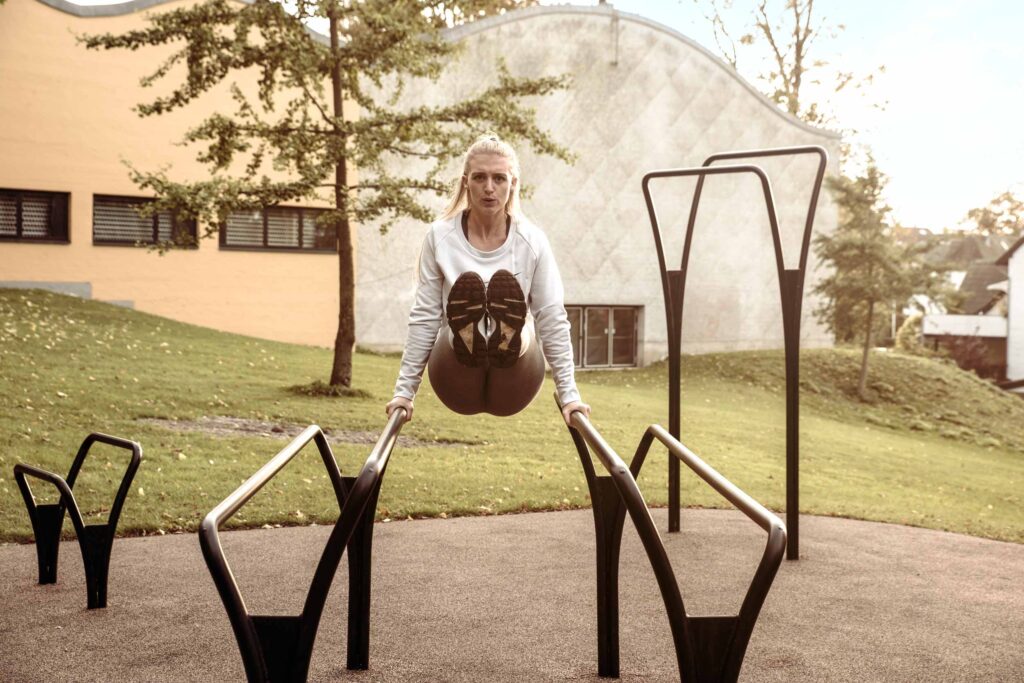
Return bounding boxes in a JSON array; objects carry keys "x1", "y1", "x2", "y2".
[{"x1": 642, "y1": 145, "x2": 828, "y2": 559}]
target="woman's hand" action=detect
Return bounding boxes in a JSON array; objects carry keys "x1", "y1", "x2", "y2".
[
  {"x1": 386, "y1": 396, "x2": 414, "y2": 423},
  {"x1": 560, "y1": 400, "x2": 591, "y2": 427}
]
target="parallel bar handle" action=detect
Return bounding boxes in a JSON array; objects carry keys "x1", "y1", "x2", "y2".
[{"x1": 643, "y1": 425, "x2": 785, "y2": 536}]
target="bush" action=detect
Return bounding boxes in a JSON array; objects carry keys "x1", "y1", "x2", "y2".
[
  {"x1": 894, "y1": 313, "x2": 923, "y2": 353},
  {"x1": 942, "y1": 336, "x2": 992, "y2": 377}
]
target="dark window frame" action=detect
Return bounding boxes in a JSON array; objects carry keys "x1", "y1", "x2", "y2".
[
  {"x1": 92, "y1": 194, "x2": 198, "y2": 248},
  {"x1": 219, "y1": 205, "x2": 335, "y2": 254},
  {"x1": 0, "y1": 188, "x2": 70, "y2": 244},
  {"x1": 566, "y1": 304, "x2": 640, "y2": 368}
]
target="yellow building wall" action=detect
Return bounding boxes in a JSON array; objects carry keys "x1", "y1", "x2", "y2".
[{"x1": 0, "y1": 0, "x2": 346, "y2": 347}]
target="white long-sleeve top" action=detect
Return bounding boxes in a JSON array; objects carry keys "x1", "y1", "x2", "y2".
[{"x1": 393, "y1": 212, "x2": 581, "y2": 406}]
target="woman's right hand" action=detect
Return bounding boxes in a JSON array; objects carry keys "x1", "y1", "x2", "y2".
[{"x1": 385, "y1": 396, "x2": 414, "y2": 423}]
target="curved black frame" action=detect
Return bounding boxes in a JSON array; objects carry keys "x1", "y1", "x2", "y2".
[
  {"x1": 13, "y1": 432, "x2": 143, "y2": 609},
  {"x1": 568, "y1": 409, "x2": 786, "y2": 682},
  {"x1": 199, "y1": 411, "x2": 405, "y2": 683},
  {"x1": 643, "y1": 146, "x2": 827, "y2": 560}
]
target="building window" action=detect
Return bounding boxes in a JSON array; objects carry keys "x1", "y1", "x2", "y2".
[
  {"x1": 566, "y1": 305, "x2": 639, "y2": 368},
  {"x1": 0, "y1": 189, "x2": 69, "y2": 243},
  {"x1": 93, "y1": 195, "x2": 197, "y2": 247},
  {"x1": 220, "y1": 206, "x2": 335, "y2": 252}
]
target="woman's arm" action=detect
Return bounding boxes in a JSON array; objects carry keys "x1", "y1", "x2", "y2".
[
  {"x1": 391, "y1": 231, "x2": 445, "y2": 415},
  {"x1": 528, "y1": 232, "x2": 583, "y2": 410}
]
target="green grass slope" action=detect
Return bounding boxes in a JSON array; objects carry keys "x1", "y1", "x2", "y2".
[{"x1": 1, "y1": 289, "x2": 1022, "y2": 544}]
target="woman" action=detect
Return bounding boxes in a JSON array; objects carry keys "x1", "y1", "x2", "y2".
[{"x1": 385, "y1": 134, "x2": 590, "y2": 426}]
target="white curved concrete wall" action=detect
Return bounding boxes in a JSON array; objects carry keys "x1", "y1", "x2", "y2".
[{"x1": 356, "y1": 6, "x2": 840, "y2": 363}]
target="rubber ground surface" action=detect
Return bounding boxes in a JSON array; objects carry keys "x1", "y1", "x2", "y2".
[{"x1": 1, "y1": 508, "x2": 1022, "y2": 682}]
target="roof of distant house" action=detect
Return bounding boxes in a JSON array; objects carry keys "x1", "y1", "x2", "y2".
[
  {"x1": 959, "y1": 262, "x2": 1008, "y2": 314},
  {"x1": 925, "y1": 233, "x2": 1014, "y2": 267},
  {"x1": 996, "y1": 235, "x2": 1024, "y2": 265}
]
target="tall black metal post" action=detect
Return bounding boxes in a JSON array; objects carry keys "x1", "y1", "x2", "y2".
[
  {"x1": 781, "y1": 269, "x2": 803, "y2": 559},
  {"x1": 643, "y1": 146, "x2": 827, "y2": 559},
  {"x1": 344, "y1": 476, "x2": 384, "y2": 670},
  {"x1": 666, "y1": 271, "x2": 685, "y2": 532}
]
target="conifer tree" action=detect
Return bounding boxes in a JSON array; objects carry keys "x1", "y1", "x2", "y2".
[
  {"x1": 83, "y1": 0, "x2": 565, "y2": 389},
  {"x1": 812, "y1": 162, "x2": 913, "y2": 399}
]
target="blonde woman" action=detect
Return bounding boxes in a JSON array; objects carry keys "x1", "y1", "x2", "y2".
[{"x1": 385, "y1": 134, "x2": 590, "y2": 425}]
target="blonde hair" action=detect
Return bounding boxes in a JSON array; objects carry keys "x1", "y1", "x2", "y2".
[{"x1": 441, "y1": 134, "x2": 521, "y2": 220}]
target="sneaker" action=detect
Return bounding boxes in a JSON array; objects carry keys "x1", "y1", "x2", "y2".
[
  {"x1": 486, "y1": 269, "x2": 527, "y2": 368},
  {"x1": 446, "y1": 271, "x2": 488, "y2": 367}
]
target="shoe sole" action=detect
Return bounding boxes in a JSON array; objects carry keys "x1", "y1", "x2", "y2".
[
  {"x1": 446, "y1": 272, "x2": 487, "y2": 367},
  {"x1": 487, "y1": 270, "x2": 527, "y2": 368}
]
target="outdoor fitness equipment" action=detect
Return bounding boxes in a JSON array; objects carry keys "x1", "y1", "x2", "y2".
[
  {"x1": 202, "y1": 405, "x2": 785, "y2": 682},
  {"x1": 200, "y1": 413, "x2": 404, "y2": 683},
  {"x1": 643, "y1": 145, "x2": 828, "y2": 560},
  {"x1": 566, "y1": 407, "x2": 786, "y2": 681},
  {"x1": 13, "y1": 432, "x2": 143, "y2": 609}
]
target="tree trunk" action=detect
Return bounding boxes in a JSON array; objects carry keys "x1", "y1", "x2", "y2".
[
  {"x1": 857, "y1": 299, "x2": 875, "y2": 400},
  {"x1": 328, "y1": 9, "x2": 354, "y2": 387}
]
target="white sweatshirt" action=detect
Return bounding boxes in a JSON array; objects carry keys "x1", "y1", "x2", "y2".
[{"x1": 393, "y1": 212, "x2": 581, "y2": 406}]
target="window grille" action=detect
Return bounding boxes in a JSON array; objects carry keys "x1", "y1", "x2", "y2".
[
  {"x1": 221, "y1": 206, "x2": 334, "y2": 252},
  {"x1": 0, "y1": 189, "x2": 69, "y2": 242},
  {"x1": 93, "y1": 195, "x2": 196, "y2": 247},
  {"x1": 224, "y1": 210, "x2": 263, "y2": 247}
]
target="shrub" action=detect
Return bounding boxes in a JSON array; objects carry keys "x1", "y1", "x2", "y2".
[{"x1": 894, "y1": 313, "x2": 923, "y2": 353}]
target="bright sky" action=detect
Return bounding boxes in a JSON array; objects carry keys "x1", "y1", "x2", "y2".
[
  {"x1": 67, "y1": 0, "x2": 1023, "y2": 231},
  {"x1": 565, "y1": 0, "x2": 1024, "y2": 232}
]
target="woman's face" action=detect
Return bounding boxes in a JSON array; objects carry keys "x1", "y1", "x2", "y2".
[{"x1": 463, "y1": 153, "x2": 516, "y2": 219}]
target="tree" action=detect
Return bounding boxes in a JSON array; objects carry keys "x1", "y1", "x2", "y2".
[
  {"x1": 82, "y1": 0, "x2": 563, "y2": 390},
  {"x1": 812, "y1": 162, "x2": 917, "y2": 399},
  {"x1": 962, "y1": 190, "x2": 1024, "y2": 239},
  {"x1": 696, "y1": 0, "x2": 883, "y2": 127}
]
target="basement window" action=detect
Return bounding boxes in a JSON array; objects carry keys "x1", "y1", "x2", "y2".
[
  {"x1": 220, "y1": 206, "x2": 335, "y2": 252},
  {"x1": 566, "y1": 305, "x2": 639, "y2": 368},
  {"x1": 93, "y1": 195, "x2": 197, "y2": 247},
  {"x1": 0, "y1": 188, "x2": 70, "y2": 243}
]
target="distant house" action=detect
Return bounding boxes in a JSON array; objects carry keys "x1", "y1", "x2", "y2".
[
  {"x1": 922, "y1": 235, "x2": 1024, "y2": 390},
  {"x1": 997, "y1": 236, "x2": 1024, "y2": 388}
]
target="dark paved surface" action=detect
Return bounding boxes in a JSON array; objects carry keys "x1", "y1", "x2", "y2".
[{"x1": 1, "y1": 509, "x2": 1022, "y2": 682}]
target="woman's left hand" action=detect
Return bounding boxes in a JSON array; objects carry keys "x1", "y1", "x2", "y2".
[{"x1": 560, "y1": 400, "x2": 591, "y2": 427}]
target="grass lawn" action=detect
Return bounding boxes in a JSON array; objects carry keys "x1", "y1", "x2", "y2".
[{"x1": 1, "y1": 289, "x2": 1022, "y2": 544}]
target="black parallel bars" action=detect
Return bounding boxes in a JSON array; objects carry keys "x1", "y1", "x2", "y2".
[
  {"x1": 567, "y1": 407, "x2": 786, "y2": 681},
  {"x1": 14, "y1": 432, "x2": 142, "y2": 609},
  {"x1": 199, "y1": 411, "x2": 404, "y2": 683}
]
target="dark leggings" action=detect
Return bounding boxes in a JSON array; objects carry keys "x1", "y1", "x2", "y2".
[{"x1": 426, "y1": 329, "x2": 544, "y2": 416}]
